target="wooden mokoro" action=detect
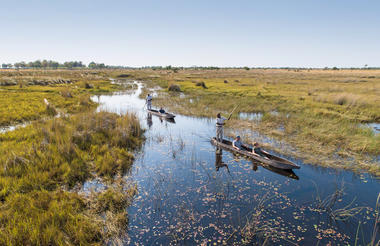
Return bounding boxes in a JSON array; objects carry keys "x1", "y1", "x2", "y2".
[
  {"x1": 211, "y1": 137, "x2": 300, "y2": 170},
  {"x1": 147, "y1": 109, "x2": 176, "y2": 119}
]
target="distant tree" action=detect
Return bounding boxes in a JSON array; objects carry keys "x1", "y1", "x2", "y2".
[
  {"x1": 35, "y1": 60, "x2": 42, "y2": 68},
  {"x1": 64, "y1": 62, "x2": 73, "y2": 69},
  {"x1": 14, "y1": 62, "x2": 26, "y2": 68},
  {"x1": 2, "y1": 64, "x2": 8, "y2": 68},
  {"x1": 88, "y1": 62, "x2": 96, "y2": 69},
  {"x1": 332, "y1": 67, "x2": 339, "y2": 70},
  {"x1": 88, "y1": 62, "x2": 105, "y2": 69},
  {"x1": 28, "y1": 60, "x2": 42, "y2": 68},
  {"x1": 42, "y1": 60, "x2": 48, "y2": 68},
  {"x1": 51, "y1": 61, "x2": 59, "y2": 69},
  {"x1": 243, "y1": 66, "x2": 250, "y2": 70}
]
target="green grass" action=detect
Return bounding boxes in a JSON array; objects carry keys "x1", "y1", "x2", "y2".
[
  {"x1": 0, "y1": 69, "x2": 124, "y2": 126},
  {"x1": 0, "y1": 69, "x2": 145, "y2": 245},
  {"x1": 0, "y1": 112, "x2": 143, "y2": 244}
]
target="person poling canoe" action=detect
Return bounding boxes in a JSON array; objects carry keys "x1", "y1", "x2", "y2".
[
  {"x1": 146, "y1": 94, "x2": 152, "y2": 110},
  {"x1": 216, "y1": 113, "x2": 230, "y2": 142},
  {"x1": 215, "y1": 104, "x2": 239, "y2": 142}
]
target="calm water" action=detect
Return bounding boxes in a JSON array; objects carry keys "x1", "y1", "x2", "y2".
[{"x1": 92, "y1": 81, "x2": 379, "y2": 245}]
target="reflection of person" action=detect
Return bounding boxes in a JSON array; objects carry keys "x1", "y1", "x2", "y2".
[
  {"x1": 232, "y1": 136, "x2": 243, "y2": 150},
  {"x1": 146, "y1": 94, "x2": 152, "y2": 110},
  {"x1": 147, "y1": 113, "x2": 152, "y2": 128},
  {"x1": 252, "y1": 161, "x2": 258, "y2": 171},
  {"x1": 215, "y1": 148, "x2": 230, "y2": 172},
  {"x1": 216, "y1": 112, "x2": 231, "y2": 142},
  {"x1": 252, "y1": 142, "x2": 269, "y2": 159}
]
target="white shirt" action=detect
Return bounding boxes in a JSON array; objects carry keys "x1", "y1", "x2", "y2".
[
  {"x1": 216, "y1": 117, "x2": 226, "y2": 126},
  {"x1": 146, "y1": 95, "x2": 152, "y2": 102},
  {"x1": 233, "y1": 139, "x2": 242, "y2": 149}
]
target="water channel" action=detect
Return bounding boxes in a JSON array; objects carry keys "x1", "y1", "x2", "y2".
[{"x1": 91, "y1": 81, "x2": 379, "y2": 245}]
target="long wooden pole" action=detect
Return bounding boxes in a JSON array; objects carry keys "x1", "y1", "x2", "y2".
[{"x1": 228, "y1": 104, "x2": 239, "y2": 120}]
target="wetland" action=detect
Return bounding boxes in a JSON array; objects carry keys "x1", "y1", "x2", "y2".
[{"x1": 0, "y1": 69, "x2": 379, "y2": 245}]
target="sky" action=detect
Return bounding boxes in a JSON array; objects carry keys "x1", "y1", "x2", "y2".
[{"x1": 1, "y1": 0, "x2": 379, "y2": 67}]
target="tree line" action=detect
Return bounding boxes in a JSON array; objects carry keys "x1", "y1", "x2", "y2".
[
  {"x1": 1, "y1": 60, "x2": 109, "y2": 69},
  {"x1": 2, "y1": 61, "x2": 378, "y2": 70}
]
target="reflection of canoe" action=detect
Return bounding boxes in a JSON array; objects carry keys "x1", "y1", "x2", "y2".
[
  {"x1": 211, "y1": 137, "x2": 300, "y2": 170},
  {"x1": 252, "y1": 162, "x2": 299, "y2": 180},
  {"x1": 147, "y1": 109, "x2": 176, "y2": 119},
  {"x1": 165, "y1": 117, "x2": 176, "y2": 124}
]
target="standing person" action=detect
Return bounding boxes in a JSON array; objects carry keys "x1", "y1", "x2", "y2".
[
  {"x1": 216, "y1": 112, "x2": 231, "y2": 142},
  {"x1": 146, "y1": 94, "x2": 152, "y2": 110}
]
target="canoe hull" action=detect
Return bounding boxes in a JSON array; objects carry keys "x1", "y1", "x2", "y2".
[
  {"x1": 147, "y1": 109, "x2": 176, "y2": 119},
  {"x1": 211, "y1": 138, "x2": 300, "y2": 170}
]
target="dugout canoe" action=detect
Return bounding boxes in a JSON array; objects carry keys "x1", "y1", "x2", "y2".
[
  {"x1": 211, "y1": 137, "x2": 300, "y2": 170},
  {"x1": 147, "y1": 109, "x2": 176, "y2": 119}
]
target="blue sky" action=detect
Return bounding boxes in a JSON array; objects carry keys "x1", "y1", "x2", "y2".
[{"x1": 1, "y1": 0, "x2": 379, "y2": 67}]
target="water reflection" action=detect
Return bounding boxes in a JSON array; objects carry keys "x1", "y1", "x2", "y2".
[
  {"x1": 260, "y1": 162, "x2": 300, "y2": 180},
  {"x1": 215, "y1": 148, "x2": 230, "y2": 173},
  {"x1": 239, "y1": 112, "x2": 262, "y2": 121},
  {"x1": 146, "y1": 113, "x2": 152, "y2": 128}
]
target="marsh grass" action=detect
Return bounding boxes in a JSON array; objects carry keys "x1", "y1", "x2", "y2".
[
  {"x1": 130, "y1": 68, "x2": 380, "y2": 176},
  {"x1": 354, "y1": 193, "x2": 380, "y2": 246},
  {"x1": 0, "y1": 111, "x2": 144, "y2": 245},
  {"x1": 369, "y1": 193, "x2": 380, "y2": 246},
  {"x1": 312, "y1": 182, "x2": 367, "y2": 222},
  {"x1": 0, "y1": 69, "x2": 123, "y2": 126}
]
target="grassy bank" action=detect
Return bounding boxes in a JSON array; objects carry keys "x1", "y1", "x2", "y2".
[
  {"x1": 0, "y1": 69, "x2": 124, "y2": 126},
  {"x1": 0, "y1": 111, "x2": 144, "y2": 245},
  {"x1": 0, "y1": 69, "x2": 145, "y2": 245},
  {"x1": 130, "y1": 68, "x2": 380, "y2": 176}
]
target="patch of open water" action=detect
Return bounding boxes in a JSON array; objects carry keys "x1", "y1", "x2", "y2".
[
  {"x1": 239, "y1": 112, "x2": 262, "y2": 121},
  {"x1": 93, "y1": 81, "x2": 380, "y2": 245},
  {"x1": 365, "y1": 123, "x2": 380, "y2": 135},
  {"x1": 0, "y1": 122, "x2": 29, "y2": 134}
]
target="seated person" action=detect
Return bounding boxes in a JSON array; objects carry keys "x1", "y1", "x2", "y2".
[
  {"x1": 252, "y1": 142, "x2": 269, "y2": 159},
  {"x1": 159, "y1": 107, "x2": 166, "y2": 113},
  {"x1": 232, "y1": 136, "x2": 243, "y2": 150}
]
